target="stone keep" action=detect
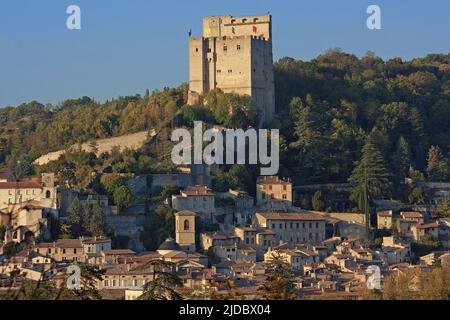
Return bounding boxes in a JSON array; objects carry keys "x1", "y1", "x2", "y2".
[{"x1": 188, "y1": 15, "x2": 275, "y2": 124}]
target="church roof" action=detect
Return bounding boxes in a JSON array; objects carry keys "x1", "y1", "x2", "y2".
[{"x1": 158, "y1": 237, "x2": 182, "y2": 251}]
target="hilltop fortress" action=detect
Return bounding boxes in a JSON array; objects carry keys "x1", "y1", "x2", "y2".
[{"x1": 188, "y1": 15, "x2": 275, "y2": 124}]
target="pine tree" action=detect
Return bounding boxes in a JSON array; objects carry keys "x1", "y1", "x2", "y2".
[
  {"x1": 291, "y1": 101, "x2": 329, "y2": 182},
  {"x1": 427, "y1": 145, "x2": 450, "y2": 181},
  {"x1": 349, "y1": 139, "x2": 390, "y2": 233},
  {"x1": 68, "y1": 198, "x2": 83, "y2": 237},
  {"x1": 312, "y1": 191, "x2": 325, "y2": 211},
  {"x1": 393, "y1": 136, "x2": 411, "y2": 184}
]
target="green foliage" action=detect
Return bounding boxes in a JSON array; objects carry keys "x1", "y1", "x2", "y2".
[
  {"x1": 100, "y1": 174, "x2": 127, "y2": 195},
  {"x1": 138, "y1": 260, "x2": 183, "y2": 300},
  {"x1": 204, "y1": 90, "x2": 259, "y2": 128},
  {"x1": 312, "y1": 191, "x2": 325, "y2": 211},
  {"x1": 0, "y1": 87, "x2": 186, "y2": 169},
  {"x1": 439, "y1": 197, "x2": 450, "y2": 218},
  {"x1": 409, "y1": 187, "x2": 425, "y2": 205},
  {"x1": 349, "y1": 139, "x2": 390, "y2": 213},
  {"x1": 260, "y1": 253, "x2": 296, "y2": 300},
  {"x1": 275, "y1": 52, "x2": 450, "y2": 185},
  {"x1": 66, "y1": 198, "x2": 105, "y2": 237},
  {"x1": 206, "y1": 248, "x2": 221, "y2": 266},
  {"x1": 427, "y1": 145, "x2": 450, "y2": 181},
  {"x1": 379, "y1": 267, "x2": 450, "y2": 300},
  {"x1": 140, "y1": 205, "x2": 176, "y2": 251},
  {"x1": 113, "y1": 185, "x2": 134, "y2": 211}
]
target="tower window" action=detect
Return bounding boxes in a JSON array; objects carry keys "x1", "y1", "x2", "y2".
[
  {"x1": 184, "y1": 219, "x2": 190, "y2": 231},
  {"x1": 195, "y1": 48, "x2": 199, "y2": 52},
  {"x1": 223, "y1": 45, "x2": 227, "y2": 52},
  {"x1": 45, "y1": 190, "x2": 51, "y2": 199},
  {"x1": 237, "y1": 45, "x2": 241, "y2": 50},
  {"x1": 228, "y1": 69, "x2": 232, "y2": 73}
]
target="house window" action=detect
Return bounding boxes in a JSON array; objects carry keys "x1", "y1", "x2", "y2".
[
  {"x1": 195, "y1": 48, "x2": 199, "y2": 52},
  {"x1": 283, "y1": 194, "x2": 287, "y2": 200},
  {"x1": 269, "y1": 185, "x2": 273, "y2": 191},
  {"x1": 283, "y1": 185, "x2": 287, "y2": 191},
  {"x1": 223, "y1": 45, "x2": 227, "y2": 52},
  {"x1": 237, "y1": 44, "x2": 241, "y2": 50},
  {"x1": 228, "y1": 69, "x2": 232, "y2": 73},
  {"x1": 45, "y1": 190, "x2": 51, "y2": 199}
]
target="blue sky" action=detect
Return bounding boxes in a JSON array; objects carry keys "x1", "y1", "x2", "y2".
[{"x1": 1, "y1": 0, "x2": 450, "y2": 107}]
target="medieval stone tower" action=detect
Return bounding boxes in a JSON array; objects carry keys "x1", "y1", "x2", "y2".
[
  {"x1": 175, "y1": 210, "x2": 196, "y2": 253},
  {"x1": 188, "y1": 15, "x2": 275, "y2": 125}
]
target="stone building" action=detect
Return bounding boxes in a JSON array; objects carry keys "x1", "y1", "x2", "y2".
[
  {"x1": 256, "y1": 176, "x2": 293, "y2": 211},
  {"x1": 172, "y1": 186, "x2": 215, "y2": 222},
  {"x1": 255, "y1": 212, "x2": 326, "y2": 245},
  {"x1": 188, "y1": 15, "x2": 275, "y2": 124},
  {"x1": 0, "y1": 173, "x2": 58, "y2": 217}
]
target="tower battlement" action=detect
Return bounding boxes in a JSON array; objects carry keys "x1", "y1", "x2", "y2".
[{"x1": 202, "y1": 15, "x2": 272, "y2": 40}]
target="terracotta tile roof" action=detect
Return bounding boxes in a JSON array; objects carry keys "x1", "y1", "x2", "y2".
[
  {"x1": 181, "y1": 185, "x2": 214, "y2": 196},
  {"x1": 103, "y1": 264, "x2": 154, "y2": 276},
  {"x1": 401, "y1": 212, "x2": 423, "y2": 219},
  {"x1": 414, "y1": 223, "x2": 439, "y2": 229},
  {"x1": 0, "y1": 181, "x2": 42, "y2": 189},
  {"x1": 257, "y1": 212, "x2": 325, "y2": 221},
  {"x1": 56, "y1": 239, "x2": 83, "y2": 248},
  {"x1": 82, "y1": 237, "x2": 111, "y2": 244},
  {"x1": 175, "y1": 210, "x2": 196, "y2": 217},
  {"x1": 257, "y1": 176, "x2": 291, "y2": 185},
  {"x1": 103, "y1": 249, "x2": 135, "y2": 255}
]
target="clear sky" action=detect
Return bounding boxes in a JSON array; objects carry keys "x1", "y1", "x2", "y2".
[{"x1": 1, "y1": 0, "x2": 450, "y2": 107}]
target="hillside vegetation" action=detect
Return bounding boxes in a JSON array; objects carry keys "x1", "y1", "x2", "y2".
[{"x1": 1, "y1": 51, "x2": 449, "y2": 200}]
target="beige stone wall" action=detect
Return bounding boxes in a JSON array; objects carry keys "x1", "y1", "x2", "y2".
[
  {"x1": 256, "y1": 181, "x2": 292, "y2": 206},
  {"x1": 0, "y1": 188, "x2": 41, "y2": 208},
  {"x1": 203, "y1": 15, "x2": 271, "y2": 40},
  {"x1": 176, "y1": 213, "x2": 196, "y2": 252},
  {"x1": 188, "y1": 15, "x2": 275, "y2": 124}
]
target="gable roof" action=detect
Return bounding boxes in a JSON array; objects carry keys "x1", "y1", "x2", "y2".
[{"x1": 257, "y1": 212, "x2": 325, "y2": 221}]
